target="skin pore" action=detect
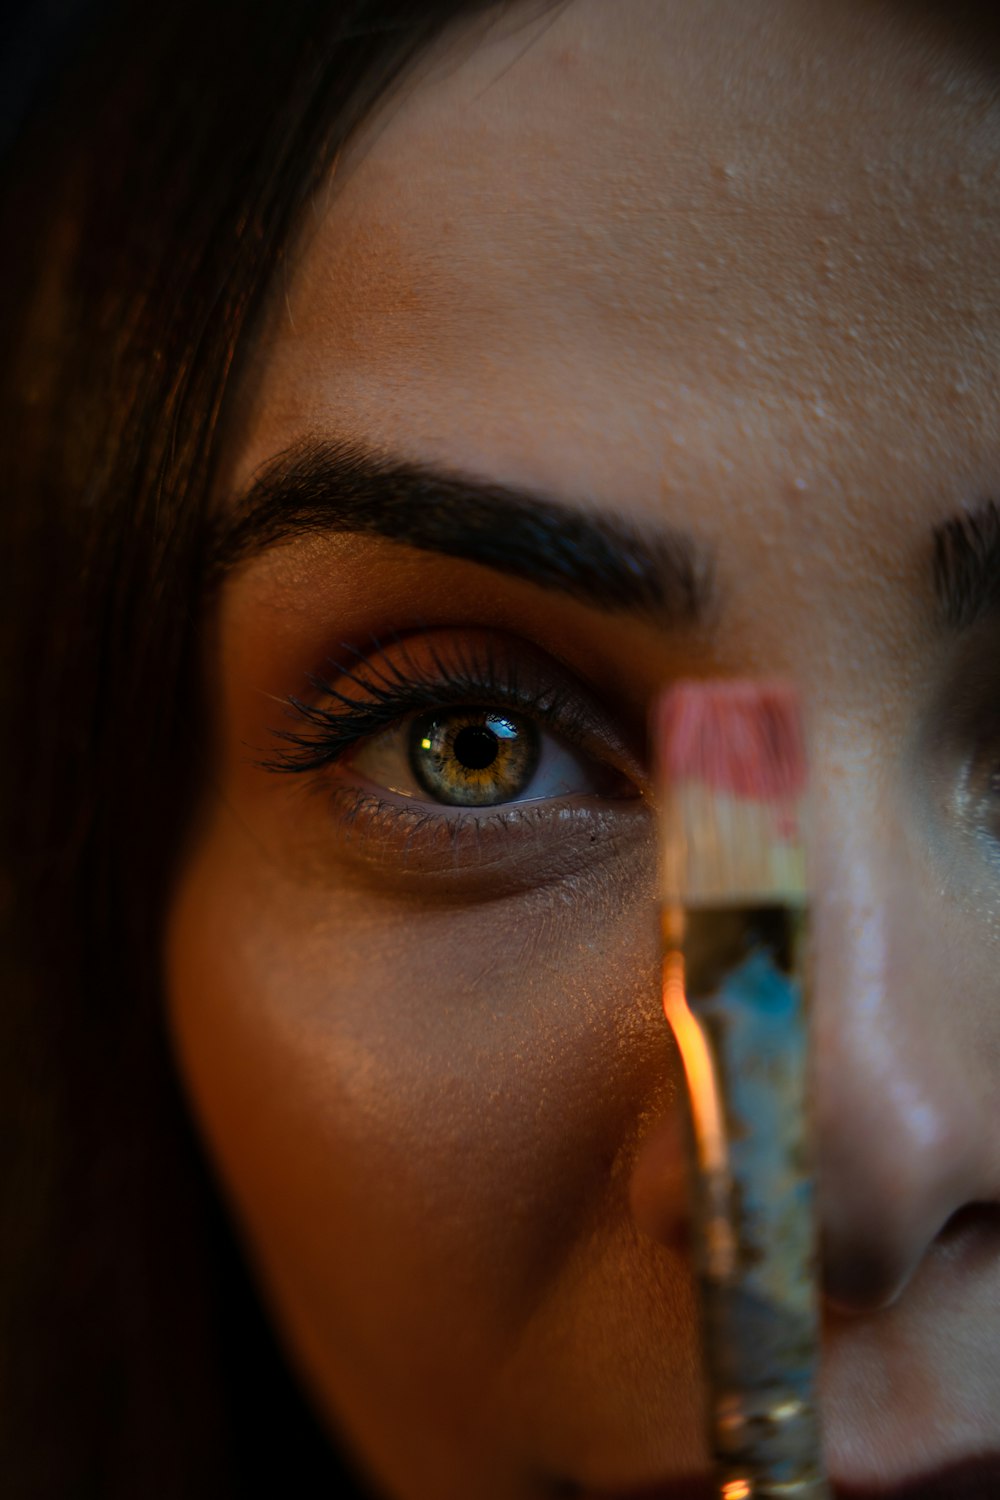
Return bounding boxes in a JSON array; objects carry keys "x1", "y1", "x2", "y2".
[{"x1": 166, "y1": 1, "x2": 1000, "y2": 1496}]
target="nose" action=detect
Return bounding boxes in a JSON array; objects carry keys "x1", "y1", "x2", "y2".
[
  {"x1": 628, "y1": 735, "x2": 1000, "y2": 1318},
  {"x1": 809, "y1": 744, "x2": 1000, "y2": 1315}
]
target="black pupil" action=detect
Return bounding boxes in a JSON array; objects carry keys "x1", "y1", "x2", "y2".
[{"x1": 453, "y1": 725, "x2": 500, "y2": 771}]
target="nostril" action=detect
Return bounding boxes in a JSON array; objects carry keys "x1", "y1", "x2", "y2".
[
  {"x1": 935, "y1": 1201, "x2": 1000, "y2": 1269},
  {"x1": 819, "y1": 1233, "x2": 909, "y2": 1317},
  {"x1": 939, "y1": 1201, "x2": 1000, "y2": 1235}
]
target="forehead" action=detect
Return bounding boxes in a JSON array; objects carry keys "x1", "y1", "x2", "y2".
[{"x1": 233, "y1": 0, "x2": 1000, "y2": 531}]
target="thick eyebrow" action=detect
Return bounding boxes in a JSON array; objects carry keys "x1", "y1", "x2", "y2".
[
  {"x1": 210, "y1": 436, "x2": 716, "y2": 628},
  {"x1": 933, "y1": 499, "x2": 1000, "y2": 631}
]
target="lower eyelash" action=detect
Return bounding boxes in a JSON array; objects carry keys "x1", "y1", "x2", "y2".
[
  {"x1": 300, "y1": 779, "x2": 539, "y2": 874},
  {"x1": 319, "y1": 781, "x2": 621, "y2": 884}
]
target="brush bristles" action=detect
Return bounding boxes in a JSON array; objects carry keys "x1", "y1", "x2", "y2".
[{"x1": 656, "y1": 679, "x2": 808, "y2": 904}]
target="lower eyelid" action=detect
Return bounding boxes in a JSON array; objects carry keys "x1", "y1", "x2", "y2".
[{"x1": 317, "y1": 782, "x2": 652, "y2": 897}]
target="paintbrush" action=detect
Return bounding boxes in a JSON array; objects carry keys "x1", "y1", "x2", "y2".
[{"x1": 655, "y1": 679, "x2": 829, "y2": 1500}]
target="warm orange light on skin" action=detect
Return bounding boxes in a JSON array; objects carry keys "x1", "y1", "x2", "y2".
[{"x1": 662, "y1": 942, "x2": 736, "y2": 1280}]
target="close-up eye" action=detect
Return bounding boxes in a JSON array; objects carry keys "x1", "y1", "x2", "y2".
[
  {"x1": 253, "y1": 629, "x2": 652, "y2": 889},
  {"x1": 347, "y1": 703, "x2": 614, "y2": 807},
  {"x1": 261, "y1": 629, "x2": 644, "y2": 837}
]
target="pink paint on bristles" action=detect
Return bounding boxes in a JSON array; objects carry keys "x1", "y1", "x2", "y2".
[{"x1": 656, "y1": 679, "x2": 806, "y2": 801}]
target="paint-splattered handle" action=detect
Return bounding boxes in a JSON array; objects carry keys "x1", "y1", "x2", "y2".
[{"x1": 666, "y1": 904, "x2": 830, "y2": 1500}]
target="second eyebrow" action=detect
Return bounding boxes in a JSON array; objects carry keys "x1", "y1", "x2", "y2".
[
  {"x1": 933, "y1": 498, "x2": 1000, "y2": 632},
  {"x1": 212, "y1": 436, "x2": 717, "y2": 629}
]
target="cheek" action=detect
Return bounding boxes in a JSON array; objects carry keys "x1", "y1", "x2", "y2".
[{"x1": 163, "y1": 815, "x2": 693, "y2": 1483}]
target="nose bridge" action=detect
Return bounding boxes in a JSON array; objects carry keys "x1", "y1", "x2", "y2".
[{"x1": 807, "y1": 732, "x2": 989, "y2": 1312}]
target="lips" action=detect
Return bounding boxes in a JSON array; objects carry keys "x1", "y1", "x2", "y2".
[{"x1": 581, "y1": 1452, "x2": 1000, "y2": 1500}]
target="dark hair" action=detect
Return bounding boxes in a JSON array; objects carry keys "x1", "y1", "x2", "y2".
[{"x1": 0, "y1": 3, "x2": 559, "y2": 1495}]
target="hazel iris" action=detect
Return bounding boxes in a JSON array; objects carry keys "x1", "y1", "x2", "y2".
[{"x1": 409, "y1": 708, "x2": 540, "y2": 806}]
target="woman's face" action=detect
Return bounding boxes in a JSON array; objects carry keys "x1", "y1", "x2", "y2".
[{"x1": 166, "y1": 1, "x2": 1000, "y2": 1495}]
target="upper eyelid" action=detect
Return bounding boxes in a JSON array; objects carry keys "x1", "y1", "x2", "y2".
[
  {"x1": 260, "y1": 665, "x2": 582, "y2": 776},
  {"x1": 255, "y1": 630, "x2": 646, "y2": 786}
]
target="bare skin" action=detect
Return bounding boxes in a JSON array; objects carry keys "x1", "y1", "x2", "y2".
[{"x1": 166, "y1": 2, "x2": 1000, "y2": 1496}]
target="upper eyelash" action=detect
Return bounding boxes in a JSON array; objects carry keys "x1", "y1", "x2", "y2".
[{"x1": 258, "y1": 632, "x2": 584, "y2": 776}]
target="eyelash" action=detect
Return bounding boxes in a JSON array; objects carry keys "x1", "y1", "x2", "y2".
[{"x1": 259, "y1": 633, "x2": 597, "y2": 780}]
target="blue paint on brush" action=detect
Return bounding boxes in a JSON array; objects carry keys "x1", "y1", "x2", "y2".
[{"x1": 695, "y1": 939, "x2": 819, "y2": 1429}]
